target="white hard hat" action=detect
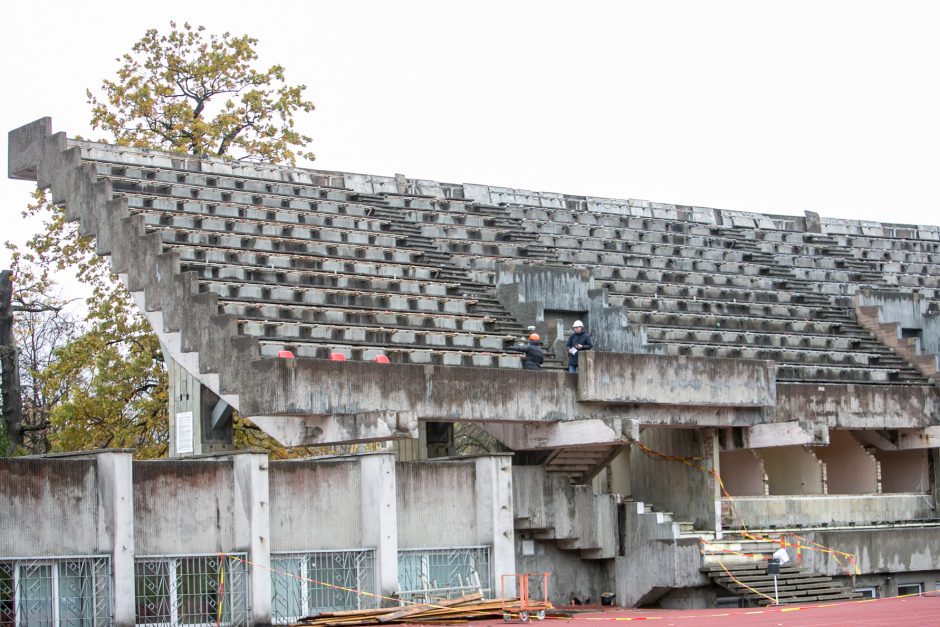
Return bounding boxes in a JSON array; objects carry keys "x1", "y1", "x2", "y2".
[{"x1": 573, "y1": 320, "x2": 584, "y2": 328}]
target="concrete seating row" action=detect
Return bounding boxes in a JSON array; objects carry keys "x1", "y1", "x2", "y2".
[
  {"x1": 165, "y1": 234, "x2": 425, "y2": 265},
  {"x1": 183, "y1": 259, "x2": 448, "y2": 285},
  {"x1": 238, "y1": 317, "x2": 510, "y2": 350},
  {"x1": 255, "y1": 340, "x2": 523, "y2": 368},
  {"x1": 123, "y1": 193, "x2": 389, "y2": 231},
  {"x1": 218, "y1": 301, "x2": 491, "y2": 332},
  {"x1": 201, "y1": 281, "x2": 474, "y2": 314},
  {"x1": 646, "y1": 327, "x2": 870, "y2": 355}
]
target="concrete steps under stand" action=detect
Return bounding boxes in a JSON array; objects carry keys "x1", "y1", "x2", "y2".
[
  {"x1": 543, "y1": 445, "x2": 623, "y2": 484},
  {"x1": 702, "y1": 562, "x2": 861, "y2": 606},
  {"x1": 512, "y1": 466, "x2": 618, "y2": 560},
  {"x1": 856, "y1": 304, "x2": 940, "y2": 386},
  {"x1": 700, "y1": 537, "x2": 860, "y2": 606}
]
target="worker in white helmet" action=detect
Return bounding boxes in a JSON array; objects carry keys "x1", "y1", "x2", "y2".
[{"x1": 566, "y1": 320, "x2": 592, "y2": 373}]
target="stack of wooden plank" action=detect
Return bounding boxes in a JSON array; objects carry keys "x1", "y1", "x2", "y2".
[{"x1": 290, "y1": 592, "x2": 553, "y2": 626}]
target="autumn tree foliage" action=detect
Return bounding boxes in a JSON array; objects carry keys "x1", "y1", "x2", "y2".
[{"x1": 3, "y1": 22, "x2": 315, "y2": 457}]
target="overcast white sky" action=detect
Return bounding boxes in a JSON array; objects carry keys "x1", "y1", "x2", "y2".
[{"x1": 2, "y1": 0, "x2": 939, "y2": 272}]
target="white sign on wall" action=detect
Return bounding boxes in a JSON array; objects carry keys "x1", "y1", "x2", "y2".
[{"x1": 176, "y1": 411, "x2": 194, "y2": 455}]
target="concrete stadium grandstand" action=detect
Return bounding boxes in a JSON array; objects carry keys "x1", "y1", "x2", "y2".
[{"x1": 3, "y1": 117, "x2": 939, "y2": 625}]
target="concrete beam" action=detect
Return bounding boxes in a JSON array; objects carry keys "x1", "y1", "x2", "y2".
[
  {"x1": 479, "y1": 419, "x2": 623, "y2": 450},
  {"x1": 897, "y1": 426, "x2": 940, "y2": 449},
  {"x1": 746, "y1": 421, "x2": 829, "y2": 448},
  {"x1": 249, "y1": 411, "x2": 418, "y2": 447},
  {"x1": 241, "y1": 358, "x2": 628, "y2": 424},
  {"x1": 775, "y1": 383, "x2": 940, "y2": 429},
  {"x1": 578, "y1": 352, "x2": 777, "y2": 407},
  {"x1": 852, "y1": 430, "x2": 898, "y2": 451}
]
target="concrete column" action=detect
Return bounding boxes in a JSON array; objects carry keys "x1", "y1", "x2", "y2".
[
  {"x1": 360, "y1": 453, "x2": 399, "y2": 604},
  {"x1": 932, "y1": 449, "x2": 940, "y2": 511},
  {"x1": 93, "y1": 450, "x2": 135, "y2": 627},
  {"x1": 233, "y1": 452, "x2": 271, "y2": 625},
  {"x1": 704, "y1": 429, "x2": 722, "y2": 539},
  {"x1": 608, "y1": 448, "x2": 631, "y2": 497},
  {"x1": 167, "y1": 355, "x2": 233, "y2": 457},
  {"x1": 474, "y1": 455, "x2": 516, "y2": 597}
]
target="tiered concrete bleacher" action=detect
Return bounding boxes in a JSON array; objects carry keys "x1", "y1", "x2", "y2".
[{"x1": 9, "y1": 119, "x2": 938, "y2": 437}]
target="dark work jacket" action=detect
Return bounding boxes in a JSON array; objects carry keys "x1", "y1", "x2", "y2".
[
  {"x1": 566, "y1": 331, "x2": 593, "y2": 367},
  {"x1": 508, "y1": 342, "x2": 545, "y2": 370}
]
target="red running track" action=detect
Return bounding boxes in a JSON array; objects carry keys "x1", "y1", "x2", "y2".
[{"x1": 464, "y1": 594, "x2": 940, "y2": 627}]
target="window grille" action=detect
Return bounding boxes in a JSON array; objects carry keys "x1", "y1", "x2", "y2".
[
  {"x1": 0, "y1": 555, "x2": 111, "y2": 626},
  {"x1": 134, "y1": 554, "x2": 249, "y2": 626},
  {"x1": 396, "y1": 546, "x2": 491, "y2": 602},
  {"x1": 270, "y1": 550, "x2": 376, "y2": 624}
]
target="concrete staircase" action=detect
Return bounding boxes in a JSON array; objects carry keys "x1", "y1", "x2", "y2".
[
  {"x1": 543, "y1": 445, "x2": 624, "y2": 485},
  {"x1": 701, "y1": 538, "x2": 860, "y2": 606},
  {"x1": 856, "y1": 304, "x2": 940, "y2": 386},
  {"x1": 512, "y1": 465, "x2": 618, "y2": 559}
]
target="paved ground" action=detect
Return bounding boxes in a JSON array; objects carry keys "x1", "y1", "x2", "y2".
[{"x1": 470, "y1": 594, "x2": 940, "y2": 627}]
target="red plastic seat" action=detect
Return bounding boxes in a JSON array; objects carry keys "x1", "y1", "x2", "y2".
[
  {"x1": 329, "y1": 352, "x2": 347, "y2": 361},
  {"x1": 277, "y1": 350, "x2": 295, "y2": 359},
  {"x1": 374, "y1": 355, "x2": 390, "y2": 364}
]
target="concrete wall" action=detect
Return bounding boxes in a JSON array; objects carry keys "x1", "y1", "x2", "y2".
[
  {"x1": 719, "y1": 450, "x2": 766, "y2": 496},
  {"x1": 813, "y1": 431, "x2": 879, "y2": 494},
  {"x1": 515, "y1": 540, "x2": 612, "y2": 605},
  {"x1": 614, "y1": 539, "x2": 708, "y2": 607},
  {"x1": 579, "y1": 353, "x2": 775, "y2": 408},
  {"x1": 0, "y1": 457, "x2": 98, "y2": 556},
  {"x1": 859, "y1": 291, "x2": 940, "y2": 356},
  {"x1": 757, "y1": 446, "x2": 825, "y2": 495},
  {"x1": 133, "y1": 459, "x2": 237, "y2": 555},
  {"x1": 269, "y1": 458, "x2": 363, "y2": 551},
  {"x1": 875, "y1": 449, "x2": 931, "y2": 493},
  {"x1": 630, "y1": 428, "x2": 719, "y2": 530},
  {"x1": 396, "y1": 460, "x2": 478, "y2": 548},
  {"x1": 807, "y1": 527, "x2": 940, "y2": 576},
  {"x1": 774, "y1": 383, "x2": 940, "y2": 429},
  {"x1": 724, "y1": 494, "x2": 935, "y2": 528}
]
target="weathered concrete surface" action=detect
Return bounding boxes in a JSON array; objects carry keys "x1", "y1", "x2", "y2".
[
  {"x1": 757, "y1": 446, "x2": 824, "y2": 495},
  {"x1": 396, "y1": 460, "x2": 479, "y2": 548},
  {"x1": 806, "y1": 527, "x2": 940, "y2": 576},
  {"x1": 629, "y1": 428, "x2": 720, "y2": 532},
  {"x1": 724, "y1": 494, "x2": 935, "y2": 529},
  {"x1": 774, "y1": 383, "x2": 940, "y2": 429},
  {"x1": 578, "y1": 352, "x2": 776, "y2": 407},
  {"x1": 746, "y1": 420, "x2": 829, "y2": 448},
  {"x1": 244, "y1": 357, "x2": 619, "y2": 426},
  {"x1": 133, "y1": 459, "x2": 236, "y2": 554},
  {"x1": 614, "y1": 539, "x2": 708, "y2": 607},
  {"x1": 0, "y1": 457, "x2": 98, "y2": 556},
  {"x1": 515, "y1": 540, "x2": 613, "y2": 606},
  {"x1": 858, "y1": 290, "x2": 940, "y2": 356},
  {"x1": 269, "y1": 458, "x2": 364, "y2": 551}
]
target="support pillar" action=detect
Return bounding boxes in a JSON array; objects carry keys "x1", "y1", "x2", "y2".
[
  {"x1": 166, "y1": 355, "x2": 233, "y2": 457},
  {"x1": 233, "y1": 452, "x2": 271, "y2": 625},
  {"x1": 474, "y1": 455, "x2": 516, "y2": 597},
  {"x1": 360, "y1": 453, "x2": 399, "y2": 604},
  {"x1": 93, "y1": 450, "x2": 135, "y2": 626}
]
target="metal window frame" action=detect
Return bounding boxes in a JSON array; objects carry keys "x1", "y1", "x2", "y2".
[
  {"x1": 270, "y1": 548, "x2": 376, "y2": 625},
  {"x1": 396, "y1": 546, "x2": 491, "y2": 602},
  {"x1": 0, "y1": 554, "x2": 111, "y2": 626},
  {"x1": 134, "y1": 553, "x2": 250, "y2": 627}
]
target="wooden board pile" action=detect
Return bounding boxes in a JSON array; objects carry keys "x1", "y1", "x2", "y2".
[{"x1": 289, "y1": 592, "x2": 553, "y2": 626}]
